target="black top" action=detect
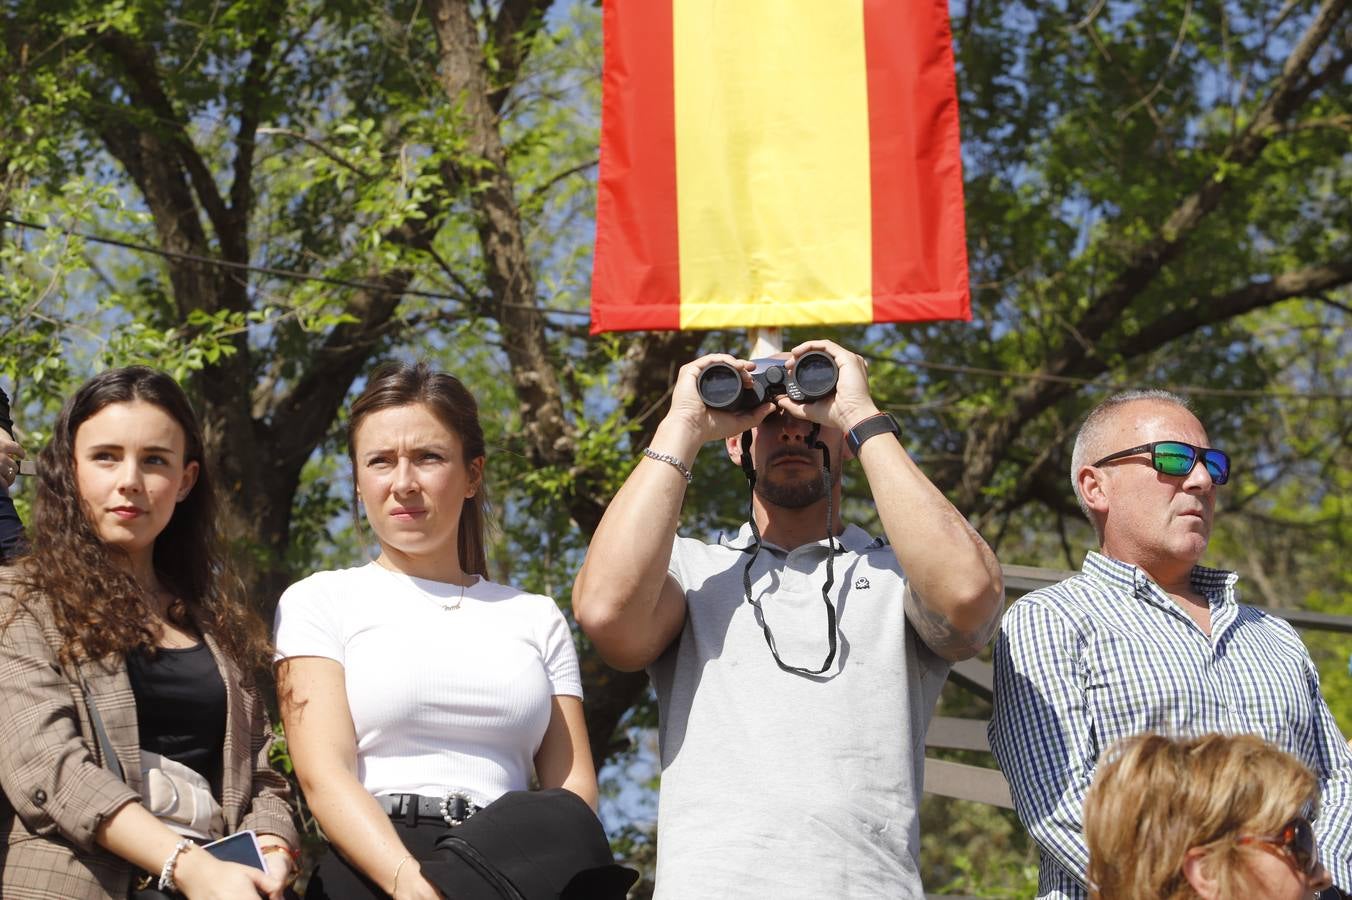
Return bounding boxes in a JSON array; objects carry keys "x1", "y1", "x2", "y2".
[
  {"x1": 0, "y1": 385, "x2": 25, "y2": 563},
  {"x1": 126, "y1": 642, "x2": 228, "y2": 796},
  {"x1": 0, "y1": 483, "x2": 22, "y2": 564}
]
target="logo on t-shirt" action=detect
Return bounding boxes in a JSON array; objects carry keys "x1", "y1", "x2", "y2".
[{"x1": 853, "y1": 577, "x2": 871, "y2": 590}]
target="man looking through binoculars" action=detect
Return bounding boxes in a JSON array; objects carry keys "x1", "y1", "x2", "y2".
[{"x1": 573, "y1": 339, "x2": 1005, "y2": 900}]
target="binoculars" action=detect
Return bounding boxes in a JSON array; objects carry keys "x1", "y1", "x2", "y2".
[{"x1": 697, "y1": 351, "x2": 839, "y2": 412}]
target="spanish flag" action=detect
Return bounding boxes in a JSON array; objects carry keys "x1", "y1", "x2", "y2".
[{"x1": 591, "y1": 0, "x2": 970, "y2": 335}]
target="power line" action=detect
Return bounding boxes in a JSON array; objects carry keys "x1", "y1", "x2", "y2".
[
  {"x1": 0, "y1": 214, "x2": 591, "y2": 319},
  {"x1": 4, "y1": 215, "x2": 1346, "y2": 402},
  {"x1": 862, "y1": 352, "x2": 1350, "y2": 402}
]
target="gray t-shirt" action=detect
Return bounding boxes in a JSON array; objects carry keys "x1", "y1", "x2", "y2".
[{"x1": 649, "y1": 523, "x2": 951, "y2": 899}]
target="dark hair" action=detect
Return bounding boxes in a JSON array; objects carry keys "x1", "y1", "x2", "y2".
[
  {"x1": 348, "y1": 362, "x2": 491, "y2": 577},
  {"x1": 13, "y1": 366, "x2": 266, "y2": 669}
]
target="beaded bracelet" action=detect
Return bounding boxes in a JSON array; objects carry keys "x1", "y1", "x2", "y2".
[
  {"x1": 641, "y1": 447, "x2": 693, "y2": 483},
  {"x1": 158, "y1": 838, "x2": 194, "y2": 892}
]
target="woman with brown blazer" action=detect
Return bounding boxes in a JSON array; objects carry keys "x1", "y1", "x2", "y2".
[{"x1": 0, "y1": 367, "x2": 299, "y2": 899}]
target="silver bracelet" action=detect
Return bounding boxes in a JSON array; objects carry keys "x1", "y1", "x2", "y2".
[
  {"x1": 641, "y1": 447, "x2": 693, "y2": 483},
  {"x1": 158, "y1": 838, "x2": 194, "y2": 892}
]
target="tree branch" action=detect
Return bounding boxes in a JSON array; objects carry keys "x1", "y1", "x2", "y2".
[
  {"x1": 955, "y1": 256, "x2": 1352, "y2": 511},
  {"x1": 616, "y1": 332, "x2": 708, "y2": 448},
  {"x1": 526, "y1": 158, "x2": 598, "y2": 204},
  {"x1": 92, "y1": 109, "x2": 220, "y2": 320},
  {"x1": 427, "y1": 0, "x2": 573, "y2": 476},
  {"x1": 97, "y1": 29, "x2": 240, "y2": 264},
  {"x1": 228, "y1": 8, "x2": 283, "y2": 237},
  {"x1": 954, "y1": 0, "x2": 1350, "y2": 511},
  {"x1": 267, "y1": 276, "x2": 408, "y2": 470},
  {"x1": 255, "y1": 127, "x2": 377, "y2": 179},
  {"x1": 266, "y1": 215, "x2": 443, "y2": 474},
  {"x1": 1273, "y1": 114, "x2": 1352, "y2": 134},
  {"x1": 487, "y1": 0, "x2": 554, "y2": 114},
  {"x1": 1115, "y1": 259, "x2": 1352, "y2": 360}
]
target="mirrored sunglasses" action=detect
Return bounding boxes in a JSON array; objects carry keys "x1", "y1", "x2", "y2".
[
  {"x1": 1237, "y1": 815, "x2": 1319, "y2": 875},
  {"x1": 1091, "y1": 440, "x2": 1230, "y2": 485}
]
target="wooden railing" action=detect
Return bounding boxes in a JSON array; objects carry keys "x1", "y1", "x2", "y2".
[{"x1": 922, "y1": 564, "x2": 1063, "y2": 812}]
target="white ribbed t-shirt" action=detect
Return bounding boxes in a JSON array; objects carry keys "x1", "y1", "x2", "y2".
[{"x1": 273, "y1": 563, "x2": 582, "y2": 806}]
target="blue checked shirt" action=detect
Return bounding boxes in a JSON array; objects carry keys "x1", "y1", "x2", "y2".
[{"x1": 989, "y1": 551, "x2": 1352, "y2": 898}]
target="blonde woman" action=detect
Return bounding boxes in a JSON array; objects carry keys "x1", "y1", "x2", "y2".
[{"x1": 1084, "y1": 733, "x2": 1333, "y2": 899}]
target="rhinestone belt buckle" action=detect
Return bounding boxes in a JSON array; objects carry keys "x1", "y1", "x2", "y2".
[{"x1": 439, "y1": 790, "x2": 476, "y2": 827}]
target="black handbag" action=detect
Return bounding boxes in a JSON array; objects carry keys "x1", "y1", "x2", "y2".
[{"x1": 419, "y1": 789, "x2": 637, "y2": 900}]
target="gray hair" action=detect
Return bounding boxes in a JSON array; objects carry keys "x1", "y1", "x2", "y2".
[{"x1": 1070, "y1": 389, "x2": 1194, "y2": 538}]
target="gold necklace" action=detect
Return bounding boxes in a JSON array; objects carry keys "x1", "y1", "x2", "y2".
[
  {"x1": 438, "y1": 580, "x2": 468, "y2": 612},
  {"x1": 374, "y1": 558, "x2": 473, "y2": 611}
]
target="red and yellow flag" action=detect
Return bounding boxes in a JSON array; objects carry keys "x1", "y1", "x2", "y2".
[{"x1": 590, "y1": 0, "x2": 970, "y2": 335}]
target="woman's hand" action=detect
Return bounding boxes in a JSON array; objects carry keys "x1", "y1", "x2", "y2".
[
  {"x1": 172, "y1": 845, "x2": 285, "y2": 899},
  {"x1": 259, "y1": 845, "x2": 297, "y2": 900}
]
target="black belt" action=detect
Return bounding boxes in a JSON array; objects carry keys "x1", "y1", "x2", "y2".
[{"x1": 377, "y1": 791, "x2": 481, "y2": 827}]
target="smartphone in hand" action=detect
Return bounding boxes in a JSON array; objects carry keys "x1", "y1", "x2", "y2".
[{"x1": 202, "y1": 830, "x2": 266, "y2": 872}]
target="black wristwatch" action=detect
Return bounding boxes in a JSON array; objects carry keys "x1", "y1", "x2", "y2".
[{"x1": 846, "y1": 412, "x2": 900, "y2": 456}]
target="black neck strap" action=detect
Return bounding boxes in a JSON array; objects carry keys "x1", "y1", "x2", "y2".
[{"x1": 737, "y1": 427, "x2": 839, "y2": 677}]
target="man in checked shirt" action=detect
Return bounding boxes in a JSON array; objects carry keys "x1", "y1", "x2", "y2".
[{"x1": 989, "y1": 389, "x2": 1352, "y2": 898}]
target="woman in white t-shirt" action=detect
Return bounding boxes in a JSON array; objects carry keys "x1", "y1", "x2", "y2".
[{"x1": 274, "y1": 363, "x2": 597, "y2": 900}]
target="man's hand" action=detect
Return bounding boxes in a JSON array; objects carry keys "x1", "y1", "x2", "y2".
[
  {"x1": 664, "y1": 353, "x2": 775, "y2": 445},
  {"x1": 775, "y1": 340, "x2": 880, "y2": 438},
  {"x1": 0, "y1": 433, "x2": 24, "y2": 489}
]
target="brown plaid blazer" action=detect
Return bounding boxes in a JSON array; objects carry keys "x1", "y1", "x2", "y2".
[{"x1": 0, "y1": 576, "x2": 299, "y2": 899}]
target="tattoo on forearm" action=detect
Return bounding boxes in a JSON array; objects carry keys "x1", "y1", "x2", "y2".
[{"x1": 904, "y1": 587, "x2": 1001, "y2": 659}]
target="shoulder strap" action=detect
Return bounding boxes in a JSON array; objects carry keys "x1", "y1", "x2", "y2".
[{"x1": 81, "y1": 678, "x2": 126, "y2": 783}]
